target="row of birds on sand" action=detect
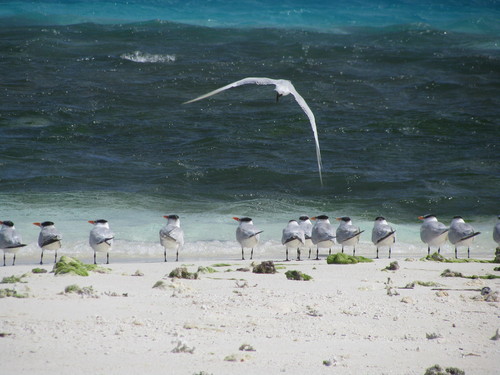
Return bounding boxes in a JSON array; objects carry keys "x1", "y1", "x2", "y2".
[{"x1": 1, "y1": 214, "x2": 498, "y2": 266}]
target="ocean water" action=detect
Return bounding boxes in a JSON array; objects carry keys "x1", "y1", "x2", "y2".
[{"x1": 1, "y1": 1, "x2": 499, "y2": 263}]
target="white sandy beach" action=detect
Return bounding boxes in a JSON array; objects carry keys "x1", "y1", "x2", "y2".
[{"x1": 0, "y1": 256, "x2": 498, "y2": 375}]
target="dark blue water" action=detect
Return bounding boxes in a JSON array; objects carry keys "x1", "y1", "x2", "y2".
[{"x1": 0, "y1": 0, "x2": 499, "y2": 261}]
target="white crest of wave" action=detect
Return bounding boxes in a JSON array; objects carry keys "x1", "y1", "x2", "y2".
[{"x1": 120, "y1": 51, "x2": 176, "y2": 63}]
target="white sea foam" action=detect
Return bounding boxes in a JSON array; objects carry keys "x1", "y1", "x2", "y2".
[{"x1": 120, "y1": 51, "x2": 176, "y2": 63}]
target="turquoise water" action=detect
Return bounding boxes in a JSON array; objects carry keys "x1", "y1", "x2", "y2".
[{"x1": 0, "y1": 1, "x2": 499, "y2": 262}]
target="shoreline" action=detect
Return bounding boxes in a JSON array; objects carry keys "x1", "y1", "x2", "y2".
[{"x1": 1, "y1": 257, "x2": 498, "y2": 374}]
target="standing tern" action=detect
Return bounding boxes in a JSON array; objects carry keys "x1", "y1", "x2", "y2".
[
  {"x1": 494, "y1": 216, "x2": 500, "y2": 247},
  {"x1": 0, "y1": 220, "x2": 26, "y2": 266},
  {"x1": 33, "y1": 221, "x2": 62, "y2": 264},
  {"x1": 89, "y1": 219, "x2": 114, "y2": 264},
  {"x1": 311, "y1": 215, "x2": 336, "y2": 260},
  {"x1": 184, "y1": 77, "x2": 323, "y2": 185},
  {"x1": 336, "y1": 217, "x2": 364, "y2": 256},
  {"x1": 448, "y1": 216, "x2": 480, "y2": 259},
  {"x1": 281, "y1": 220, "x2": 305, "y2": 261},
  {"x1": 298, "y1": 215, "x2": 314, "y2": 259},
  {"x1": 418, "y1": 214, "x2": 449, "y2": 255},
  {"x1": 160, "y1": 214, "x2": 185, "y2": 262},
  {"x1": 233, "y1": 217, "x2": 263, "y2": 260},
  {"x1": 371, "y1": 216, "x2": 396, "y2": 259}
]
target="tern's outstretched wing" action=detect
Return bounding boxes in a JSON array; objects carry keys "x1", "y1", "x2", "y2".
[
  {"x1": 184, "y1": 76, "x2": 323, "y2": 185},
  {"x1": 288, "y1": 84, "x2": 323, "y2": 186},
  {"x1": 183, "y1": 77, "x2": 277, "y2": 104}
]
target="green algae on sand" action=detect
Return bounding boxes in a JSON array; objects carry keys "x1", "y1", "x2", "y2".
[
  {"x1": 53, "y1": 256, "x2": 109, "y2": 276},
  {"x1": 326, "y1": 253, "x2": 373, "y2": 264}
]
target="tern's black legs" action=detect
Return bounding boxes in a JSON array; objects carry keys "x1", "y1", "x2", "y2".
[
  {"x1": 106, "y1": 252, "x2": 109, "y2": 265},
  {"x1": 40, "y1": 251, "x2": 44, "y2": 265}
]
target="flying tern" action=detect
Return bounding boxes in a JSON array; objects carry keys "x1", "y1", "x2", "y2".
[
  {"x1": 184, "y1": 77, "x2": 323, "y2": 185},
  {"x1": 160, "y1": 214, "x2": 185, "y2": 262},
  {"x1": 33, "y1": 221, "x2": 62, "y2": 264}
]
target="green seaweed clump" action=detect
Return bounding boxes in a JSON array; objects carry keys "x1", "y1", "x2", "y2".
[
  {"x1": 1, "y1": 275, "x2": 26, "y2": 284},
  {"x1": 285, "y1": 270, "x2": 312, "y2": 281},
  {"x1": 422, "y1": 252, "x2": 492, "y2": 263},
  {"x1": 197, "y1": 266, "x2": 217, "y2": 274},
  {"x1": 326, "y1": 253, "x2": 373, "y2": 264},
  {"x1": 168, "y1": 267, "x2": 198, "y2": 279},
  {"x1": 153, "y1": 280, "x2": 167, "y2": 289},
  {"x1": 31, "y1": 268, "x2": 48, "y2": 274},
  {"x1": 0, "y1": 288, "x2": 28, "y2": 298},
  {"x1": 384, "y1": 261, "x2": 400, "y2": 271},
  {"x1": 441, "y1": 269, "x2": 463, "y2": 278},
  {"x1": 64, "y1": 284, "x2": 82, "y2": 293},
  {"x1": 440, "y1": 269, "x2": 500, "y2": 280},
  {"x1": 211, "y1": 263, "x2": 232, "y2": 267},
  {"x1": 53, "y1": 256, "x2": 103, "y2": 276},
  {"x1": 424, "y1": 364, "x2": 465, "y2": 375},
  {"x1": 239, "y1": 344, "x2": 256, "y2": 352},
  {"x1": 493, "y1": 248, "x2": 500, "y2": 263},
  {"x1": 405, "y1": 280, "x2": 442, "y2": 288},
  {"x1": 252, "y1": 261, "x2": 277, "y2": 274},
  {"x1": 64, "y1": 284, "x2": 96, "y2": 296}
]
